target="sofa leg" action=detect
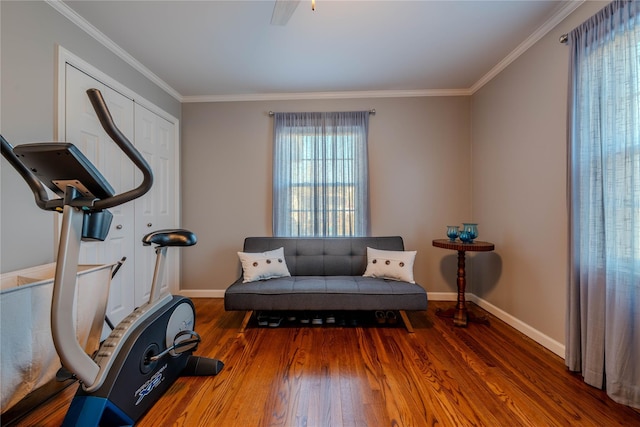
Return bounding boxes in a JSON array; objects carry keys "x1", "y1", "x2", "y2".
[
  {"x1": 239, "y1": 310, "x2": 253, "y2": 332},
  {"x1": 399, "y1": 310, "x2": 414, "y2": 333}
]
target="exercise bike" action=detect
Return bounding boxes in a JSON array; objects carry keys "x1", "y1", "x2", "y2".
[{"x1": 1, "y1": 88, "x2": 223, "y2": 426}]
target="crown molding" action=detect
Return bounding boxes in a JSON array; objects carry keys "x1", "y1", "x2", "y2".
[
  {"x1": 182, "y1": 88, "x2": 472, "y2": 103},
  {"x1": 46, "y1": 0, "x2": 182, "y2": 101},
  {"x1": 49, "y1": 0, "x2": 584, "y2": 103},
  {"x1": 469, "y1": 0, "x2": 584, "y2": 94}
]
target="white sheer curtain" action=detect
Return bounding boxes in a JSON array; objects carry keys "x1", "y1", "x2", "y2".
[
  {"x1": 566, "y1": 0, "x2": 640, "y2": 409},
  {"x1": 273, "y1": 111, "x2": 370, "y2": 237}
]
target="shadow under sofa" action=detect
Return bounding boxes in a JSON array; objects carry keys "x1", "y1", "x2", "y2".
[{"x1": 224, "y1": 236, "x2": 428, "y2": 332}]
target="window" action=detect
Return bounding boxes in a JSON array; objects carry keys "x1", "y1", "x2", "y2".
[
  {"x1": 572, "y1": 17, "x2": 640, "y2": 275},
  {"x1": 273, "y1": 112, "x2": 370, "y2": 237},
  {"x1": 566, "y1": 0, "x2": 640, "y2": 408}
]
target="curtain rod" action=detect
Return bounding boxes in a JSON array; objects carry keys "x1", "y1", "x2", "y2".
[
  {"x1": 560, "y1": 33, "x2": 568, "y2": 44},
  {"x1": 268, "y1": 109, "x2": 376, "y2": 116}
]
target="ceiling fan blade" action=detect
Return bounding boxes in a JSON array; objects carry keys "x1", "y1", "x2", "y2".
[{"x1": 271, "y1": 0, "x2": 301, "y2": 26}]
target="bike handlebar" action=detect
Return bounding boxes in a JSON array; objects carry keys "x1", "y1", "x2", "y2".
[
  {"x1": 0, "y1": 89, "x2": 153, "y2": 212},
  {"x1": 0, "y1": 134, "x2": 51, "y2": 210},
  {"x1": 86, "y1": 88, "x2": 153, "y2": 210}
]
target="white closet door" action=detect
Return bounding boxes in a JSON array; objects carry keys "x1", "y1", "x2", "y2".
[
  {"x1": 65, "y1": 64, "x2": 136, "y2": 326},
  {"x1": 134, "y1": 103, "x2": 177, "y2": 306}
]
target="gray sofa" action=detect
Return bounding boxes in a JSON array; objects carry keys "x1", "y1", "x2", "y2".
[{"x1": 224, "y1": 236, "x2": 427, "y2": 332}]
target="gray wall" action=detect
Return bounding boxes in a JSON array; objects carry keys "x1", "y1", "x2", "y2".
[
  {"x1": 1, "y1": 1, "x2": 181, "y2": 272},
  {"x1": 180, "y1": 1, "x2": 608, "y2": 350},
  {"x1": 181, "y1": 97, "x2": 471, "y2": 293},
  {"x1": 470, "y1": 1, "x2": 608, "y2": 345},
  {"x1": 1, "y1": 0, "x2": 609, "y2": 351}
]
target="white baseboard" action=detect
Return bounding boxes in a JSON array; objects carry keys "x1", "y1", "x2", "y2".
[
  {"x1": 178, "y1": 291, "x2": 460, "y2": 302},
  {"x1": 425, "y1": 292, "x2": 458, "y2": 301},
  {"x1": 177, "y1": 288, "x2": 565, "y2": 358},
  {"x1": 179, "y1": 289, "x2": 226, "y2": 298},
  {"x1": 427, "y1": 292, "x2": 565, "y2": 359},
  {"x1": 468, "y1": 294, "x2": 565, "y2": 358}
]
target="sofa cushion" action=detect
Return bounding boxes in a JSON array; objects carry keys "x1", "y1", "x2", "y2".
[{"x1": 224, "y1": 275, "x2": 427, "y2": 311}]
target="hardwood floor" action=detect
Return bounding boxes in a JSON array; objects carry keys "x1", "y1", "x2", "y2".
[{"x1": 8, "y1": 300, "x2": 640, "y2": 426}]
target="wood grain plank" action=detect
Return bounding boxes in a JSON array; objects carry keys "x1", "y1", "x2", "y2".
[{"x1": 6, "y1": 300, "x2": 640, "y2": 427}]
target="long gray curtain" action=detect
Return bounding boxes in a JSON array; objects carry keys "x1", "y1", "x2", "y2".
[
  {"x1": 273, "y1": 111, "x2": 370, "y2": 237},
  {"x1": 566, "y1": 0, "x2": 640, "y2": 409}
]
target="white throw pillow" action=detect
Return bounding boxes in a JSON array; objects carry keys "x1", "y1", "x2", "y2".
[
  {"x1": 237, "y1": 247, "x2": 291, "y2": 283},
  {"x1": 363, "y1": 247, "x2": 417, "y2": 283}
]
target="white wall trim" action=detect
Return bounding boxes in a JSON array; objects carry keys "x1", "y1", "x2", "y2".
[
  {"x1": 47, "y1": 0, "x2": 584, "y2": 103},
  {"x1": 182, "y1": 288, "x2": 565, "y2": 358},
  {"x1": 467, "y1": 294, "x2": 565, "y2": 358},
  {"x1": 425, "y1": 291, "x2": 459, "y2": 301},
  {"x1": 180, "y1": 289, "x2": 227, "y2": 299},
  {"x1": 469, "y1": 0, "x2": 584, "y2": 94},
  {"x1": 429, "y1": 292, "x2": 565, "y2": 358},
  {"x1": 46, "y1": 0, "x2": 181, "y2": 101},
  {"x1": 56, "y1": 46, "x2": 179, "y2": 125},
  {"x1": 182, "y1": 88, "x2": 472, "y2": 103}
]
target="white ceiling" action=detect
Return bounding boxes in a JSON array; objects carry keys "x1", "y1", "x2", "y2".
[{"x1": 60, "y1": 0, "x2": 579, "y2": 102}]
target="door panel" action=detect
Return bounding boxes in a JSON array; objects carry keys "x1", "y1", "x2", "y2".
[
  {"x1": 65, "y1": 65, "x2": 135, "y2": 326},
  {"x1": 63, "y1": 61, "x2": 179, "y2": 324},
  {"x1": 134, "y1": 104, "x2": 177, "y2": 305}
]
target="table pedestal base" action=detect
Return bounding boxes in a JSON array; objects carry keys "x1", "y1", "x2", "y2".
[
  {"x1": 431, "y1": 240, "x2": 495, "y2": 328},
  {"x1": 435, "y1": 306, "x2": 489, "y2": 327}
]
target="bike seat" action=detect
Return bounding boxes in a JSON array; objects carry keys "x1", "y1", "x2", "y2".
[{"x1": 142, "y1": 229, "x2": 197, "y2": 247}]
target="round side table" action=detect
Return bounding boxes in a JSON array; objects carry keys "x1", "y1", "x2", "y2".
[{"x1": 432, "y1": 239, "x2": 495, "y2": 327}]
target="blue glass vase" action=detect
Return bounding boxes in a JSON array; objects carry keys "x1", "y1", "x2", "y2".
[
  {"x1": 462, "y1": 223, "x2": 478, "y2": 243},
  {"x1": 446, "y1": 225, "x2": 460, "y2": 242},
  {"x1": 459, "y1": 230, "x2": 471, "y2": 243}
]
